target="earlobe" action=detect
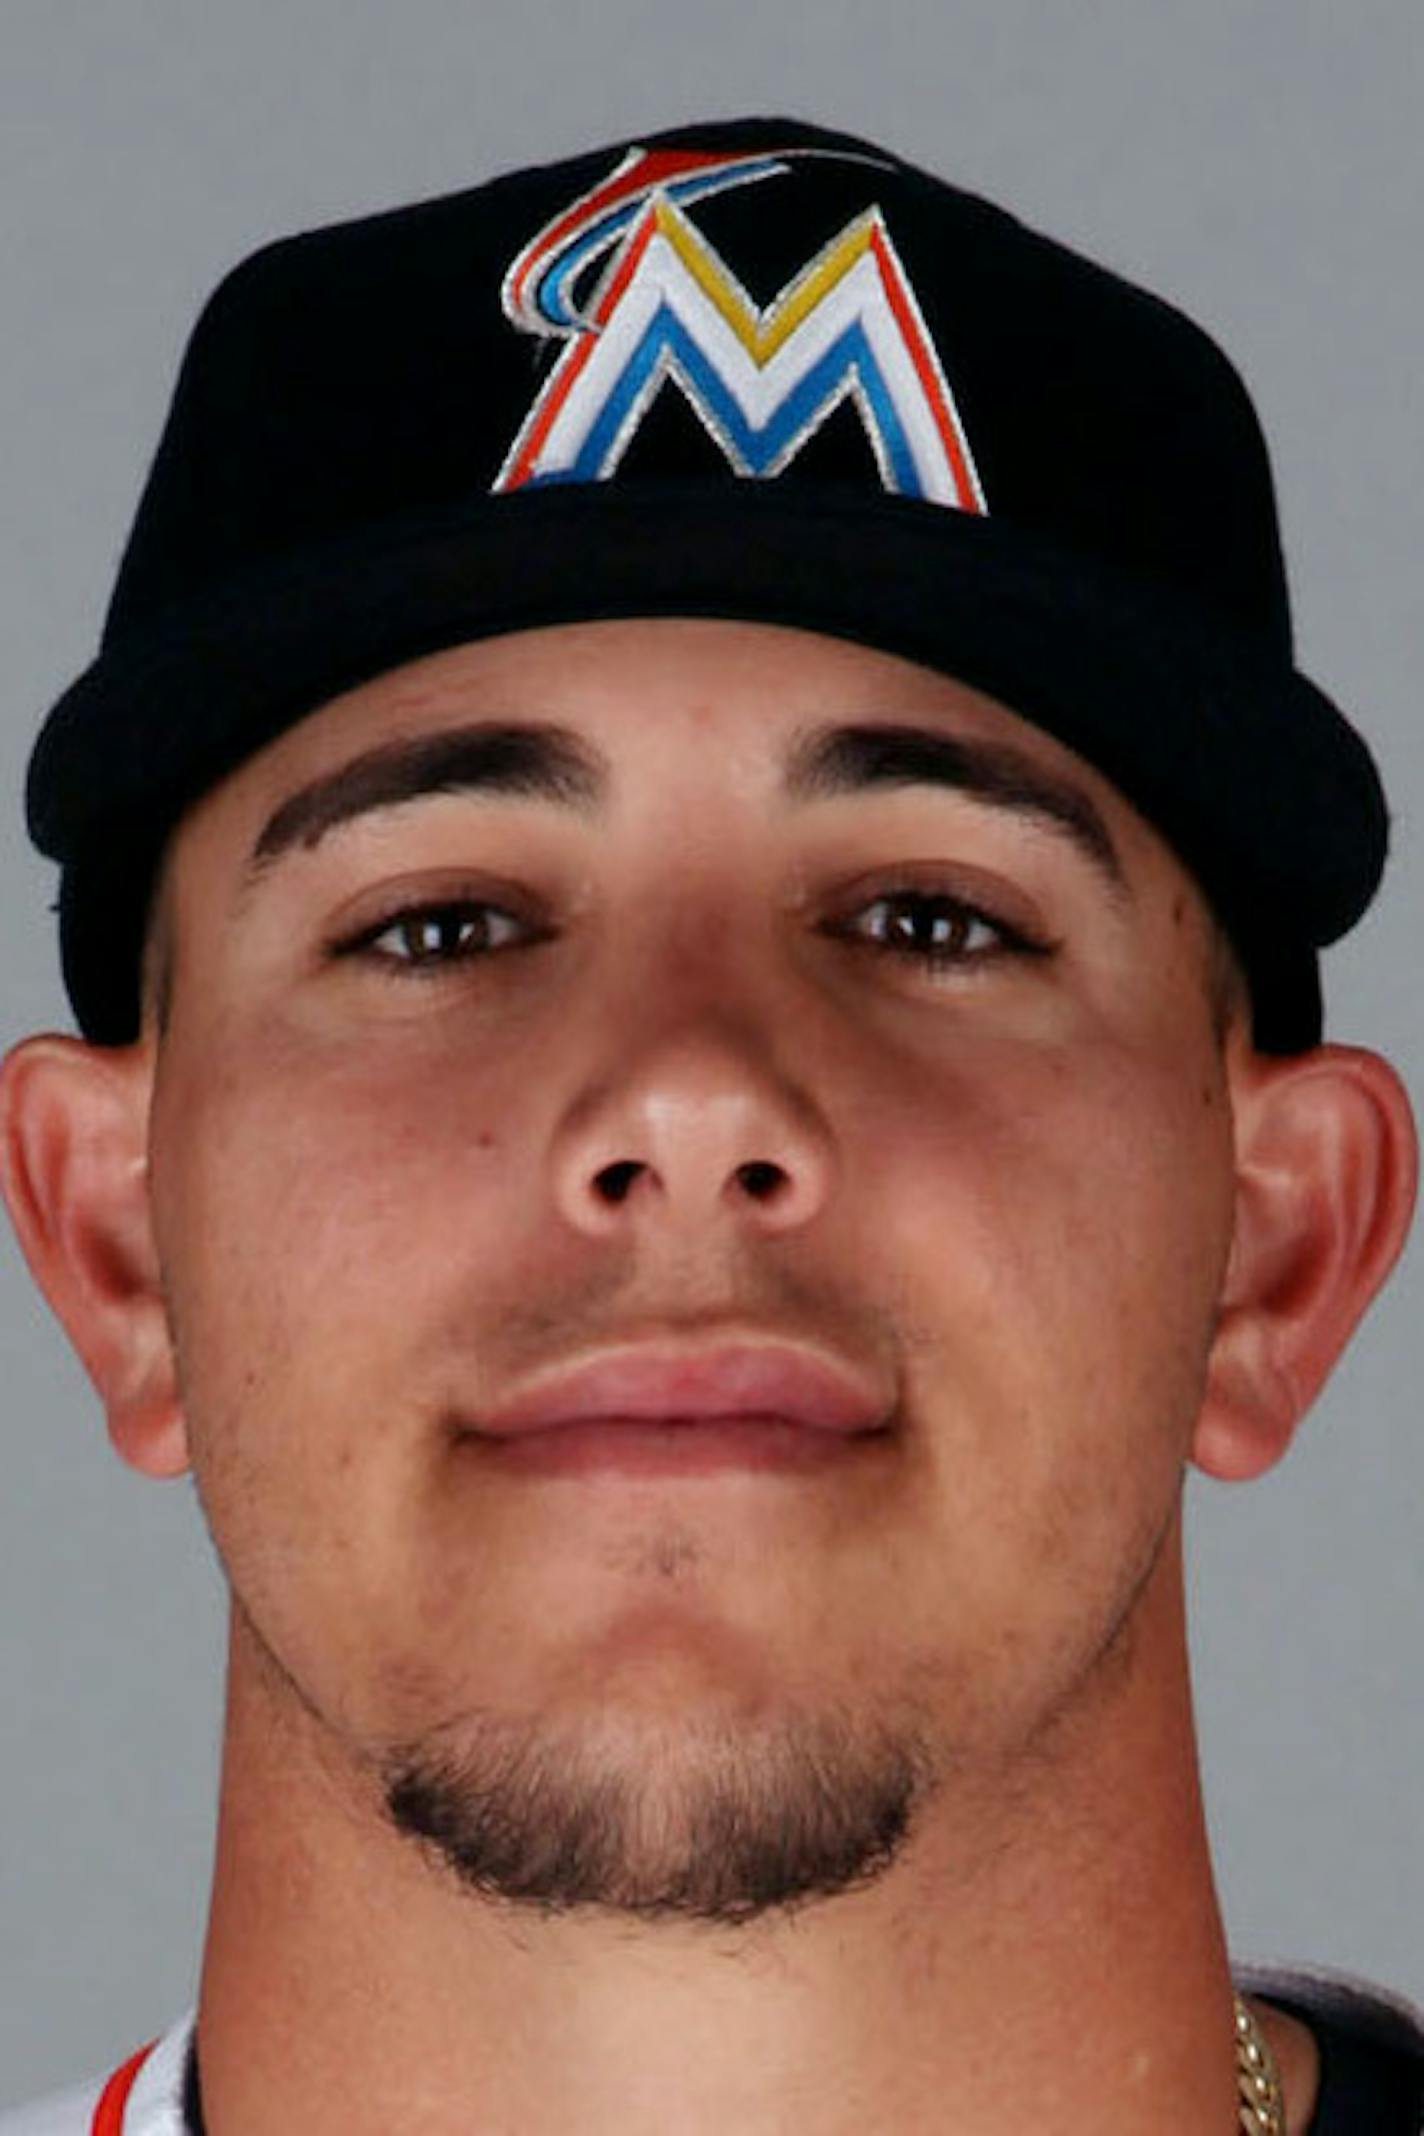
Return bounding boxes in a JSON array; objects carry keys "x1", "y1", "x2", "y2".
[
  {"x1": 1193, "y1": 1043, "x2": 1419, "y2": 1481},
  {"x1": 0, "y1": 1033, "x2": 189, "y2": 1478}
]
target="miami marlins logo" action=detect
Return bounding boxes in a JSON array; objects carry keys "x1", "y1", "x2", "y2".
[{"x1": 493, "y1": 145, "x2": 987, "y2": 511}]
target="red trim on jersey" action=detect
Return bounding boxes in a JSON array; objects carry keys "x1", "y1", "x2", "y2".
[{"x1": 90, "y1": 2042, "x2": 157, "y2": 2136}]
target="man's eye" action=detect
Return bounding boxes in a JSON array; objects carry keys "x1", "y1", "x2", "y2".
[
  {"x1": 331, "y1": 886, "x2": 1051, "y2": 981},
  {"x1": 339, "y1": 901, "x2": 526, "y2": 970},
  {"x1": 834, "y1": 887, "x2": 1051, "y2": 974}
]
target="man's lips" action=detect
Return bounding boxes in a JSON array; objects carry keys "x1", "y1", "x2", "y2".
[
  {"x1": 472, "y1": 1341, "x2": 893, "y2": 1439},
  {"x1": 470, "y1": 1415, "x2": 891, "y2": 1478}
]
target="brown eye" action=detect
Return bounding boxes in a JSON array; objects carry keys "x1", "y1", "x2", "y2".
[
  {"x1": 840, "y1": 887, "x2": 1047, "y2": 973},
  {"x1": 862, "y1": 893, "x2": 996, "y2": 961},
  {"x1": 343, "y1": 901, "x2": 526, "y2": 970}
]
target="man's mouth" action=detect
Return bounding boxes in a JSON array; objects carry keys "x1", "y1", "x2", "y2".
[{"x1": 467, "y1": 1338, "x2": 895, "y2": 1475}]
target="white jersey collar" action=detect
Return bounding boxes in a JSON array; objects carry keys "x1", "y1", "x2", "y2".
[{"x1": 90, "y1": 2017, "x2": 193, "y2": 2136}]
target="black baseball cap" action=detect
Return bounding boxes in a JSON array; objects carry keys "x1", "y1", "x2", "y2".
[{"x1": 25, "y1": 114, "x2": 1387, "y2": 1048}]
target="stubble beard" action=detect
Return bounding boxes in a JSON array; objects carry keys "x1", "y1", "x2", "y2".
[{"x1": 378, "y1": 1693, "x2": 941, "y2": 1930}]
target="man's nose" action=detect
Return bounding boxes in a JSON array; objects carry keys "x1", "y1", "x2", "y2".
[{"x1": 548, "y1": 1024, "x2": 836, "y2": 1243}]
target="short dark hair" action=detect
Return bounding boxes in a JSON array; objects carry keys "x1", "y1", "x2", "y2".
[{"x1": 139, "y1": 863, "x2": 174, "y2": 1040}]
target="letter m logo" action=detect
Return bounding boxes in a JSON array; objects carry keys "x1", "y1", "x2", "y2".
[{"x1": 493, "y1": 148, "x2": 986, "y2": 512}]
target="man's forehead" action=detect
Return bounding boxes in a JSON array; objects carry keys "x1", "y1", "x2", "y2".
[
  {"x1": 216, "y1": 618, "x2": 1129, "y2": 816},
  {"x1": 178, "y1": 619, "x2": 1147, "y2": 909}
]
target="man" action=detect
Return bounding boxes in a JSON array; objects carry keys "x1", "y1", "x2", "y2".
[{"x1": 0, "y1": 113, "x2": 1419, "y2": 2134}]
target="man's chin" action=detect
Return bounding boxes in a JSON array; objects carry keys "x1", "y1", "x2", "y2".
[{"x1": 378, "y1": 1698, "x2": 938, "y2": 1930}]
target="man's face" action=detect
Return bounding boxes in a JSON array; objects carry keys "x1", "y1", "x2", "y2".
[{"x1": 144, "y1": 618, "x2": 1241, "y2": 1922}]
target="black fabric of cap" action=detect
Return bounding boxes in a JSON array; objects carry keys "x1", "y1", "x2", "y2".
[{"x1": 26, "y1": 114, "x2": 1387, "y2": 1047}]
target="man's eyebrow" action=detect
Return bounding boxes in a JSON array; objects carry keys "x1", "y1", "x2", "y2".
[
  {"x1": 246, "y1": 725, "x2": 603, "y2": 883},
  {"x1": 245, "y1": 717, "x2": 1126, "y2": 892},
  {"x1": 782, "y1": 722, "x2": 1125, "y2": 889}
]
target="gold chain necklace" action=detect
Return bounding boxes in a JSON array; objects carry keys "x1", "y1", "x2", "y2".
[{"x1": 1234, "y1": 1994, "x2": 1286, "y2": 2134}]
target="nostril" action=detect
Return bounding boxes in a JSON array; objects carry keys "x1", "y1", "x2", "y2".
[
  {"x1": 595, "y1": 1160, "x2": 642, "y2": 1203},
  {"x1": 738, "y1": 1161, "x2": 784, "y2": 1198}
]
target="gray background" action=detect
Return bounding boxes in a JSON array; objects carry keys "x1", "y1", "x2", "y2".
[{"x1": 2, "y1": 0, "x2": 1420, "y2": 2105}]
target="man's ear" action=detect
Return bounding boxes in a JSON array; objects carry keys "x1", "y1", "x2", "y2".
[
  {"x1": 1193, "y1": 1042, "x2": 1418, "y2": 1481},
  {"x1": 0, "y1": 1032, "x2": 189, "y2": 1478}
]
